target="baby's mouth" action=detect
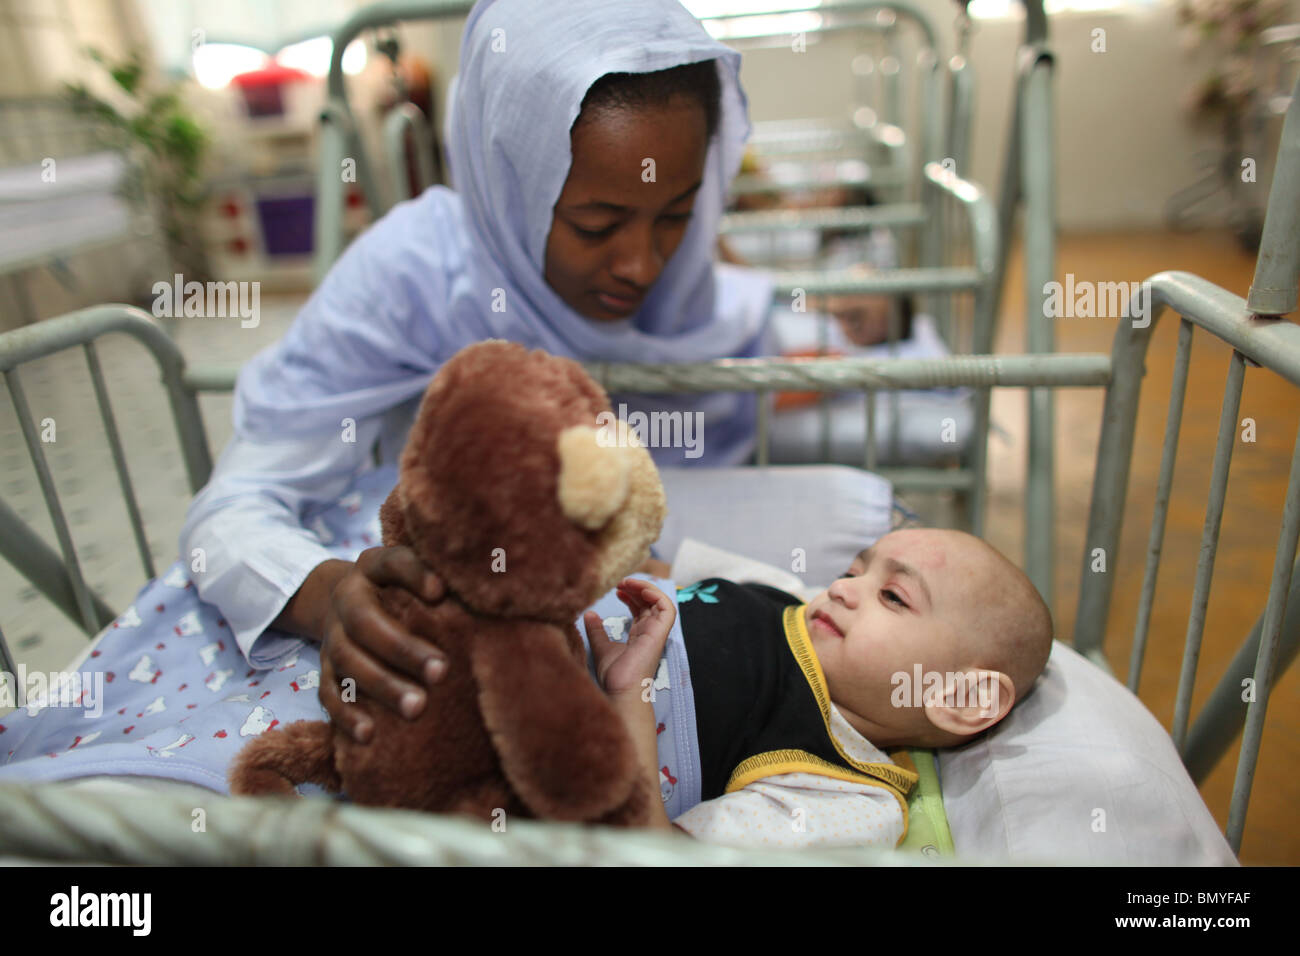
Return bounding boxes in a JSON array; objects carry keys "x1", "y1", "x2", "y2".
[{"x1": 811, "y1": 609, "x2": 844, "y2": 639}]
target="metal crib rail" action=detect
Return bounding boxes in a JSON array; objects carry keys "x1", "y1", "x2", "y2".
[
  {"x1": 0, "y1": 306, "x2": 214, "y2": 644},
  {"x1": 0, "y1": 780, "x2": 950, "y2": 867},
  {"x1": 1072, "y1": 271, "x2": 1300, "y2": 856},
  {"x1": 314, "y1": 0, "x2": 476, "y2": 281}
]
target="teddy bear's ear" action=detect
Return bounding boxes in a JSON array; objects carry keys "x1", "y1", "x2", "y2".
[
  {"x1": 555, "y1": 423, "x2": 633, "y2": 531},
  {"x1": 378, "y1": 485, "x2": 408, "y2": 546}
]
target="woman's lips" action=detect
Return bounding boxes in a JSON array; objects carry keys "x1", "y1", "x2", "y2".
[
  {"x1": 812, "y1": 610, "x2": 844, "y2": 638},
  {"x1": 594, "y1": 290, "x2": 642, "y2": 314}
]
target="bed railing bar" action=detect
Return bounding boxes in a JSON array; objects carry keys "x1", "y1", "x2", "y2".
[
  {"x1": 1022, "y1": 49, "x2": 1058, "y2": 614},
  {"x1": 383, "y1": 103, "x2": 436, "y2": 205},
  {"x1": 585, "y1": 353, "x2": 1110, "y2": 393},
  {"x1": 0, "y1": 496, "x2": 116, "y2": 635},
  {"x1": 731, "y1": 167, "x2": 907, "y2": 196},
  {"x1": 1225, "y1": 421, "x2": 1300, "y2": 852},
  {"x1": 720, "y1": 203, "x2": 926, "y2": 235},
  {"x1": 818, "y1": 308, "x2": 832, "y2": 462},
  {"x1": 947, "y1": 56, "x2": 974, "y2": 180},
  {"x1": 756, "y1": 390, "x2": 770, "y2": 467},
  {"x1": 968, "y1": 282, "x2": 995, "y2": 537},
  {"x1": 1245, "y1": 73, "x2": 1300, "y2": 317},
  {"x1": 0, "y1": 781, "x2": 927, "y2": 867},
  {"x1": 888, "y1": 314, "x2": 903, "y2": 464},
  {"x1": 773, "y1": 268, "x2": 980, "y2": 296},
  {"x1": 969, "y1": 387, "x2": 990, "y2": 538},
  {"x1": 865, "y1": 390, "x2": 878, "y2": 471},
  {"x1": 313, "y1": 101, "x2": 351, "y2": 284},
  {"x1": 82, "y1": 341, "x2": 155, "y2": 582},
  {"x1": 1172, "y1": 349, "x2": 1246, "y2": 754},
  {"x1": 1183, "y1": 557, "x2": 1300, "y2": 784},
  {"x1": 881, "y1": 19, "x2": 903, "y2": 132},
  {"x1": 4, "y1": 368, "x2": 99, "y2": 636},
  {"x1": 1128, "y1": 318, "x2": 1195, "y2": 692}
]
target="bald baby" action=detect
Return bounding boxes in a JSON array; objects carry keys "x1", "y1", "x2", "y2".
[{"x1": 803, "y1": 528, "x2": 1054, "y2": 749}]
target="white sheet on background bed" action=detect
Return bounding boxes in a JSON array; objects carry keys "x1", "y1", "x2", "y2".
[
  {"x1": 0, "y1": 152, "x2": 135, "y2": 269},
  {"x1": 765, "y1": 310, "x2": 973, "y2": 466}
]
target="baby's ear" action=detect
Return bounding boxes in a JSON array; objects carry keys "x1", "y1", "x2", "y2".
[{"x1": 922, "y1": 670, "x2": 1014, "y2": 739}]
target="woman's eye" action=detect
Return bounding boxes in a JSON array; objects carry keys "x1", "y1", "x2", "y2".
[
  {"x1": 574, "y1": 224, "x2": 615, "y2": 239},
  {"x1": 882, "y1": 589, "x2": 906, "y2": 607},
  {"x1": 661, "y1": 212, "x2": 693, "y2": 224}
]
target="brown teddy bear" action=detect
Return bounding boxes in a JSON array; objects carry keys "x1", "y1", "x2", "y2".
[{"x1": 229, "y1": 340, "x2": 667, "y2": 827}]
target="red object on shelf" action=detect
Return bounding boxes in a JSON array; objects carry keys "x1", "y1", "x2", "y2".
[
  {"x1": 230, "y1": 63, "x2": 312, "y2": 117},
  {"x1": 228, "y1": 237, "x2": 250, "y2": 255},
  {"x1": 345, "y1": 185, "x2": 365, "y2": 208},
  {"x1": 219, "y1": 198, "x2": 240, "y2": 218}
]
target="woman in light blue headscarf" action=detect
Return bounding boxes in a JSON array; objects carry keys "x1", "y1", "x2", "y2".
[{"x1": 180, "y1": 0, "x2": 775, "y2": 742}]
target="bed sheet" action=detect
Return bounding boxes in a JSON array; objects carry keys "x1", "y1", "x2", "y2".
[
  {"x1": 0, "y1": 152, "x2": 135, "y2": 270},
  {"x1": 0, "y1": 466, "x2": 403, "y2": 794}
]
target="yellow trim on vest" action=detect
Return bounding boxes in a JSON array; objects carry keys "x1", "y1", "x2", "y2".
[
  {"x1": 728, "y1": 748, "x2": 904, "y2": 793},
  {"x1": 722, "y1": 604, "x2": 920, "y2": 846}
]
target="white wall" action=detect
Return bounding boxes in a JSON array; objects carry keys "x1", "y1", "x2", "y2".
[{"x1": 732, "y1": 0, "x2": 1286, "y2": 230}]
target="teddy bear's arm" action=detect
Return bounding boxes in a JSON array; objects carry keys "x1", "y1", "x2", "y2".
[{"x1": 470, "y1": 617, "x2": 646, "y2": 823}]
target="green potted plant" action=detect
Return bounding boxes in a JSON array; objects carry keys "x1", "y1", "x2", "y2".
[{"x1": 63, "y1": 48, "x2": 212, "y2": 284}]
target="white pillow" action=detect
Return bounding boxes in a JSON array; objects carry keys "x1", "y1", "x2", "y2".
[
  {"x1": 938, "y1": 640, "x2": 1239, "y2": 865},
  {"x1": 656, "y1": 465, "x2": 894, "y2": 588}
]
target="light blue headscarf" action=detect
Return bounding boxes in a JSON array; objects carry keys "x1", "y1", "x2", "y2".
[{"x1": 233, "y1": 0, "x2": 774, "y2": 466}]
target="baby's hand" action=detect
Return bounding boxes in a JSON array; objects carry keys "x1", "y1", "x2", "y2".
[{"x1": 584, "y1": 578, "x2": 675, "y2": 700}]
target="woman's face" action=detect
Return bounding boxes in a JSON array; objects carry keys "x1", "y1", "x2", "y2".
[{"x1": 544, "y1": 98, "x2": 710, "y2": 321}]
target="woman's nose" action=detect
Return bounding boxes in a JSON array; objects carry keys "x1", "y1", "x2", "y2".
[{"x1": 609, "y1": 222, "x2": 662, "y2": 289}]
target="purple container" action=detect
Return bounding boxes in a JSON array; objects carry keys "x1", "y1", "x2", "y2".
[{"x1": 254, "y1": 194, "x2": 314, "y2": 256}]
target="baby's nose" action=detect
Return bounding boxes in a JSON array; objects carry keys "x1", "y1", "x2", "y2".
[{"x1": 829, "y1": 578, "x2": 858, "y2": 606}]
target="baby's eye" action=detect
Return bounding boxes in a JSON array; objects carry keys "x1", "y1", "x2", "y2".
[{"x1": 882, "y1": 588, "x2": 907, "y2": 608}]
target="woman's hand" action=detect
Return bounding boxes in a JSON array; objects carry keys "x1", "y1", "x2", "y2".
[
  {"x1": 284, "y1": 548, "x2": 448, "y2": 744},
  {"x1": 583, "y1": 578, "x2": 675, "y2": 701}
]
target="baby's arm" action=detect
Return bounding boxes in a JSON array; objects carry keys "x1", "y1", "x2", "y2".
[{"x1": 583, "y1": 578, "x2": 682, "y2": 832}]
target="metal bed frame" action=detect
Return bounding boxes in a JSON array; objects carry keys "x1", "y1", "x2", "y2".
[
  {"x1": 1, "y1": 4, "x2": 1297, "y2": 865},
  {"x1": 0, "y1": 264, "x2": 1294, "y2": 862}
]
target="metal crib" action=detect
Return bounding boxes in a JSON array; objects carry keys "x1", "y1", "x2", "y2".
[{"x1": 0, "y1": 3, "x2": 1296, "y2": 865}]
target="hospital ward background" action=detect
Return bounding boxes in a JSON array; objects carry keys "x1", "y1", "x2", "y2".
[{"x1": 0, "y1": 0, "x2": 1297, "y2": 867}]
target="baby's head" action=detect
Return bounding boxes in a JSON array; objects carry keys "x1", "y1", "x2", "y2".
[{"x1": 804, "y1": 528, "x2": 1053, "y2": 749}]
